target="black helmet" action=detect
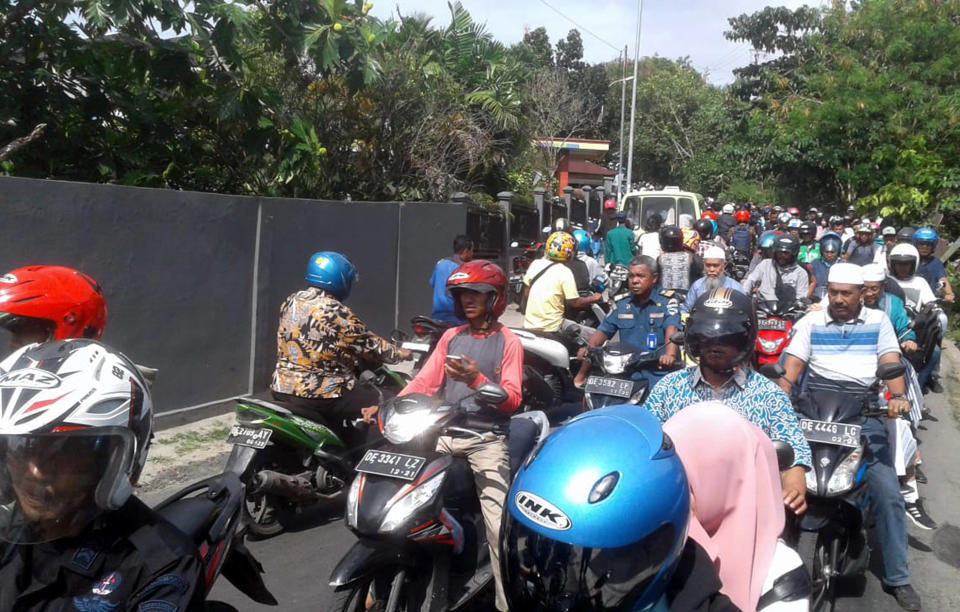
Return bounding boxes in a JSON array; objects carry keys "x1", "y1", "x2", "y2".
[
  {"x1": 798, "y1": 221, "x2": 817, "y2": 239},
  {"x1": 774, "y1": 235, "x2": 800, "y2": 260},
  {"x1": 686, "y1": 289, "x2": 756, "y2": 369},
  {"x1": 693, "y1": 218, "x2": 715, "y2": 241},
  {"x1": 896, "y1": 227, "x2": 915, "y2": 244},
  {"x1": 659, "y1": 225, "x2": 683, "y2": 253}
]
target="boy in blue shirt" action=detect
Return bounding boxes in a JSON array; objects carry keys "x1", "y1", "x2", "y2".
[{"x1": 430, "y1": 235, "x2": 474, "y2": 324}]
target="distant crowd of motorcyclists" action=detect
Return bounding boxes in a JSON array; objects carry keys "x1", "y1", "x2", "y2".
[{"x1": 0, "y1": 194, "x2": 952, "y2": 610}]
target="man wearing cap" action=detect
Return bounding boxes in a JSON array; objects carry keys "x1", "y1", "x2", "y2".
[
  {"x1": 875, "y1": 226, "x2": 898, "y2": 269},
  {"x1": 843, "y1": 222, "x2": 878, "y2": 265},
  {"x1": 681, "y1": 246, "x2": 745, "y2": 314},
  {"x1": 779, "y1": 263, "x2": 921, "y2": 611},
  {"x1": 604, "y1": 212, "x2": 638, "y2": 267}
]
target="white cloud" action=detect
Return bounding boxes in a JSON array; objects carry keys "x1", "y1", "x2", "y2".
[{"x1": 370, "y1": 0, "x2": 826, "y2": 84}]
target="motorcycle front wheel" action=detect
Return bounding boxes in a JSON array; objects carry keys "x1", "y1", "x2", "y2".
[
  {"x1": 798, "y1": 530, "x2": 835, "y2": 612},
  {"x1": 332, "y1": 568, "x2": 415, "y2": 612}
]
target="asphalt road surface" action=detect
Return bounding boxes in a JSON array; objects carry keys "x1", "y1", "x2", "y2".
[{"x1": 205, "y1": 348, "x2": 960, "y2": 611}]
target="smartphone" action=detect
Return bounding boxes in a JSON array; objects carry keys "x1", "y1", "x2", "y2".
[{"x1": 445, "y1": 354, "x2": 464, "y2": 365}]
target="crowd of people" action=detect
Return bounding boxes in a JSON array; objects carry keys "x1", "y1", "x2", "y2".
[{"x1": 0, "y1": 195, "x2": 951, "y2": 610}]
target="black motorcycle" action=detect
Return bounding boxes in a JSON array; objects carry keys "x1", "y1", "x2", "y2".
[
  {"x1": 328, "y1": 384, "x2": 548, "y2": 611},
  {"x1": 582, "y1": 337, "x2": 682, "y2": 410},
  {"x1": 762, "y1": 362, "x2": 905, "y2": 612}
]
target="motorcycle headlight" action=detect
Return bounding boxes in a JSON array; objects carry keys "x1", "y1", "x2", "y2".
[
  {"x1": 757, "y1": 336, "x2": 785, "y2": 353},
  {"x1": 602, "y1": 353, "x2": 631, "y2": 375},
  {"x1": 346, "y1": 473, "x2": 362, "y2": 528},
  {"x1": 826, "y1": 445, "x2": 864, "y2": 496},
  {"x1": 381, "y1": 404, "x2": 444, "y2": 445},
  {"x1": 379, "y1": 473, "x2": 445, "y2": 533}
]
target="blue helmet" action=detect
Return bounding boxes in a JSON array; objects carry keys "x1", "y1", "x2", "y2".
[
  {"x1": 304, "y1": 251, "x2": 357, "y2": 299},
  {"x1": 573, "y1": 229, "x2": 591, "y2": 253},
  {"x1": 819, "y1": 232, "x2": 843, "y2": 254},
  {"x1": 759, "y1": 230, "x2": 778, "y2": 250},
  {"x1": 913, "y1": 227, "x2": 938, "y2": 245},
  {"x1": 502, "y1": 406, "x2": 689, "y2": 611}
]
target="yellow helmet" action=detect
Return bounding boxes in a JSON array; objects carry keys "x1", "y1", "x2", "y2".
[{"x1": 545, "y1": 231, "x2": 576, "y2": 262}]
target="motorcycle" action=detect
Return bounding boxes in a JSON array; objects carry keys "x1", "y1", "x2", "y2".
[
  {"x1": 904, "y1": 299, "x2": 943, "y2": 375},
  {"x1": 755, "y1": 299, "x2": 808, "y2": 367},
  {"x1": 762, "y1": 362, "x2": 905, "y2": 612},
  {"x1": 393, "y1": 315, "x2": 454, "y2": 372},
  {"x1": 155, "y1": 466, "x2": 277, "y2": 608},
  {"x1": 728, "y1": 248, "x2": 752, "y2": 281},
  {"x1": 581, "y1": 339, "x2": 682, "y2": 409},
  {"x1": 328, "y1": 384, "x2": 550, "y2": 611},
  {"x1": 225, "y1": 367, "x2": 406, "y2": 538}
]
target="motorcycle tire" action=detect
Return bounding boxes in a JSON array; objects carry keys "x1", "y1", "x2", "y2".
[
  {"x1": 332, "y1": 567, "x2": 413, "y2": 612},
  {"x1": 798, "y1": 530, "x2": 835, "y2": 612},
  {"x1": 242, "y1": 445, "x2": 294, "y2": 539}
]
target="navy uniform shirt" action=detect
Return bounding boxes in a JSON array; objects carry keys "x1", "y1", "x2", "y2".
[{"x1": 597, "y1": 289, "x2": 680, "y2": 386}]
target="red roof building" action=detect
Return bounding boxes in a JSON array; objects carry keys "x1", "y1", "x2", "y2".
[{"x1": 533, "y1": 138, "x2": 613, "y2": 191}]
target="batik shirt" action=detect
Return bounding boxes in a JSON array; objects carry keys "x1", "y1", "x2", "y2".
[
  {"x1": 643, "y1": 366, "x2": 812, "y2": 469},
  {"x1": 270, "y1": 287, "x2": 401, "y2": 399}
]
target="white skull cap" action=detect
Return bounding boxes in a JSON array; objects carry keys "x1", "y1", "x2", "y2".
[
  {"x1": 828, "y1": 262, "x2": 864, "y2": 286},
  {"x1": 703, "y1": 246, "x2": 726, "y2": 261},
  {"x1": 861, "y1": 263, "x2": 886, "y2": 282}
]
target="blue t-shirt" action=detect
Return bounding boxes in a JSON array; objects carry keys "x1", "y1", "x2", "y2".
[
  {"x1": 430, "y1": 258, "x2": 464, "y2": 324},
  {"x1": 917, "y1": 257, "x2": 946, "y2": 294}
]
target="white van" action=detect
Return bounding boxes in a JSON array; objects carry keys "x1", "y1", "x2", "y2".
[{"x1": 620, "y1": 187, "x2": 703, "y2": 231}]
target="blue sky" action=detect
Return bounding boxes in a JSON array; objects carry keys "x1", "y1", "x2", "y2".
[{"x1": 370, "y1": 0, "x2": 826, "y2": 84}]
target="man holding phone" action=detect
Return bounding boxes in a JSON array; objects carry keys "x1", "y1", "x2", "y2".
[{"x1": 363, "y1": 260, "x2": 521, "y2": 611}]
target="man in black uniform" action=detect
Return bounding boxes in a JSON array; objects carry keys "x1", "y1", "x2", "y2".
[{"x1": 0, "y1": 340, "x2": 204, "y2": 611}]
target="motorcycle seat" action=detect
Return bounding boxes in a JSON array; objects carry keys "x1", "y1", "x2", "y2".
[
  {"x1": 236, "y1": 396, "x2": 293, "y2": 416},
  {"x1": 411, "y1": 315, "x2": 454, "y2": 331},
  {"x1": 157, "y1": 496, "x2": 218, "y2": 545}
]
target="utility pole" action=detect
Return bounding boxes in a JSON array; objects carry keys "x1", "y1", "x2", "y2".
[
  {"x1": 625, "y1": 0, "x2": 643, "y2": 197},
  {"x1": 618, "y1": 45, "x2": 627, "y2": 203}
]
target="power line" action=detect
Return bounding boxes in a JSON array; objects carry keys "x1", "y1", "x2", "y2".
[{"x1": 536, "y1": 0, "x2": 622, "y2": 54}]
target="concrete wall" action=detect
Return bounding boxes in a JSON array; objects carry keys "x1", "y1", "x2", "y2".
[{"x1": 0, "y1": 177, "x2": 465, "y2": 426}]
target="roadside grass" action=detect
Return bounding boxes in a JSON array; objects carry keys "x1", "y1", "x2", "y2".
[{"x1": 156, "y1": 426, "x2": 232, "y2": 455}]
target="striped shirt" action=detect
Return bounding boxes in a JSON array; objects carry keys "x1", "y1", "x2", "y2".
[{"x1": 785, "y1": 306, "x2": 900, "y2": 387}]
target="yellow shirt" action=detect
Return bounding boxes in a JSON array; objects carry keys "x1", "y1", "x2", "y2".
[{"x1": 523, "y1": 258, "x2": 578, "y2": 332}]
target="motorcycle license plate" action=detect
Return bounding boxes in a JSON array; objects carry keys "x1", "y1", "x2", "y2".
[
  {"x1": 401, "y1": 341, "x2": 432, "y2": 353},
  {"x1": 585, "y1": 376, "x2": 634, "y2": 399},
  {"x1": 799, "y1": 419, "x2": 861, "y2": 448},
  {"x1": 758, "y1": 318, "x2": 787, "y2": 331},
  {"x1": 355, "y1": 450, "x2": 426, "y2": 481},
  {"x1": 226, "y1": 424, "x2": 273, "y2": 449}
]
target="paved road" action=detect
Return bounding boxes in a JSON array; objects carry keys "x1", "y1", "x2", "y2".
[{"x1": 204, "y1": 345, "x2": 960, "y2": 611}]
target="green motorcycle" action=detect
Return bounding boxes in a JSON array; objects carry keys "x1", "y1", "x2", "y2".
[{"x1": 225, "y1": 366, "x2": 408, "y2": 538}]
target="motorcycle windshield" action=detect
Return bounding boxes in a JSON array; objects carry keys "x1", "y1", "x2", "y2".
[{"x1": 502, "y1": 515, "x2": 676, "y2": 611}]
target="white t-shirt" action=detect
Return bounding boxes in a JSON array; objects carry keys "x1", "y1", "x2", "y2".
[
  {"x1": 894, "y1": 276, "x2": 936, "y2": 311},
  {"x1": 637, "y1": 232, "x2": 662, "y2": 258}
]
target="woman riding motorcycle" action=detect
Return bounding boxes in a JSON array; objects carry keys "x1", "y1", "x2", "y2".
[{"x1": 664, "y1": 402, "x2": 810, "y2": 612}]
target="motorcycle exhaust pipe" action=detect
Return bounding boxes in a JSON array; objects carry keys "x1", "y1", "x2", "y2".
[{"x1": 251, "y1": 470, "x2": 323, "y2": 502}]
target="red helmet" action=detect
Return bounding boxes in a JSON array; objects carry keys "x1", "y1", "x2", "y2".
[
  {"x1": 700, "y1": 210, "x2": 718, "y2": 221},
  {"x1": 445, "y1": 260, "x2": 507, "y2": 320},
  {"x1": 603, "y1": 198, "x2": 617, "y2": 210},
  {"x1": 0, "y1": 266, "x2": 107, "y2": 340},
  {"x1": 734, "y1": 210, "x2": 751, "y2": 223},
  {"x1": 787, "y1": 207, "x2": 800, "y2": 216}
]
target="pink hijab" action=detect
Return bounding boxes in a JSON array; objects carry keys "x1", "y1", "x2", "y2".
[{"x1": 662, "y1": 402, "x2": 785, "y2": 612}]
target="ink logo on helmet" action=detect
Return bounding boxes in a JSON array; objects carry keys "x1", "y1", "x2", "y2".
[
  {"x1": 448, "y1": 272, "x2": 470, "y2": 281},
  {"x1": 92, "y1": 571, "x2": 122, "y2": 595},
  {"x1": 514, "y1": 491, "x2": 571, "y2": 530},
  {"x1": 0, "y1": 368, "x2": 62, "y2": 389},
  {"x1": 0, "y1": 273, "x2": 16, "y2": 284}
]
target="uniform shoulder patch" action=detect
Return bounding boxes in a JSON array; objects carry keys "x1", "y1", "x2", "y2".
[
  {"x1": 72, "y1": 597, "x2": 119, "y2": 612},
  {"x1": 136, "y1": 601, "x2": 178, "y2": 612}
]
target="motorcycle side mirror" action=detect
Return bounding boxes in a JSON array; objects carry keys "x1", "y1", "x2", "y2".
[
  {"x1": 390, "y1": 329, "x2": 409, "y2": 344},
  {"x1": 476, "y1": 382, "x2": 508, "y2": 405},
  {"x1": 772, "y1": 440, "x2": 795, "y2": 471},
  {"x1": 758, "y1": 363, "x2": 785, "y2": 381},
  {"x1": 669, "y1": 332, "x2": 685, "y2": 346},
  {"x1": 510, "y1": 241, "x2": 519, "y2": 248},
  {"x1": 876, "y1": 363, "x2": 905, "y2": 381}
]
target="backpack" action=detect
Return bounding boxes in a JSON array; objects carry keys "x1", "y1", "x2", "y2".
[
  {"x1": 731, "y1": 226, "x2": 752, "y2": 253},
  {"x1": 659, "y1": 252, "x2": 691, "y2": 291}
]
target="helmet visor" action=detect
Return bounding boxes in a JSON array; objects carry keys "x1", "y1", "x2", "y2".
[
  {"x1": 0, "y1": 431, "x2": 130, "y2": 543},
  {"x1": 502, "y1": 515, "x2": 677, "y2": 611}
]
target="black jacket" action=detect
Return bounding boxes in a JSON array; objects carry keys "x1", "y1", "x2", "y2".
[
  {"x1": 665, "y1": 540, "x2": 741, "y2": 611},
  {"x1": 0, "y1": 497, "x2": 205, "y2": 612}
]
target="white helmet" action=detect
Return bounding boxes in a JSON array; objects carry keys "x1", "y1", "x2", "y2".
[
  {"x1": 0, "y1": 339, "x2": 152, "y2": 542},
  {"x1": 888, "y1": 243, "x2": 920, "y2": 278},
  {"x1": 722, "y1": 203, "x2": 735, "y2": 214}
]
